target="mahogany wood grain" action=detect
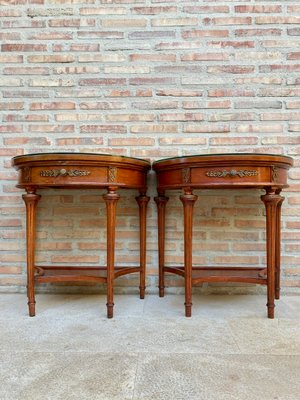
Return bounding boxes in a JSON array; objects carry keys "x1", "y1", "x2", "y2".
[
  {"x1": 153, "y1": 153, "x2": 293, "y2": 318},
  {"x1": 12, "y1": 152, "x2": 151, "y2": 318}
]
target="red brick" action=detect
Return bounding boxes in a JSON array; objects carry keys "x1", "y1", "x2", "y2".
[
  {"x1": 0, "y1": 55, "x2": 23, "y2": 63},
  {"x1": 48, "y1": 19, "x2": 82, "y2": 27},
  {"x1": 0, "y1": 102, "x2": 24, "y2": 110},
  {"x1": 80, "y1": 78, "x2": 126, "y2": 86},
  {"x1": 204, "y1": 17, "x2": 252, "y2": 25},
  {"x1": 209, "y1": 112, "x2": 256, "y2": 122},
  {"x1": 130, "y1": 54, "x2": 176, "y2": 62},
  {"x1": 184, "y1": 124, "x2": 230, "y2": 133},
  {"x1": 70, "y1": 44, "x2": 100, "y2": 52},
  {"x1": 184, "y1": 6, "x2": 229, "y2": 14},
  {"x1": 152, "y1": 18, "x2": 198, "y2": 27},
  {"x1": 159, "y1": 137, "x2": 206, "y2": 146},
  {"x1": 4, "y1": 137, "x2": 50, "y2": 146},
  {"x1": 235, "y1": 29, "x2": 282, "y2": 37},
  {"x1": 208, "y1": 89, "x2": 255, "y2": 97},
  {"x1": 256, "y1": 16, "x2": 300, "y2": 24},
  {"x1": 0, "y1": 125, "x2": 23, "y2": 133},
  {"x1": 106, "y1": 114, "x2": 155, "y2": 122},
  {"x1": 51, "y1": 256, "x2": 99, "y2": 264},
  {"x1": 28, "y1": 55, "x2": 75, "y2": 63},
  {"x1": 132, "y1": 101, "x2": 178, "y2": 110},
  {"x1": 131, "y1": 31, "x2": 175, "y2": 42},
  {"x1": 235, "y1": 6, "x2": 281, "y2": 13},
  {"x1": 288, "y1": 28, "x2": 300, "y2": 36},
  {"x1": 3, "y1": 68, "x2": 49, "y2": 78},
  {"x1": 30, "y1": 102, "x2": 76, "y2": 110},
  {"x1": 133, "y1": 6, "x2": 177, "y2": 15},
  {"x1": 29, "y1": 125, "x2": 74, "y2": 133},
  {"x1": 109, "y1": 138, "x2": 155, "y2": 146},
  {"x1": 0, "y1": 33, "x2": 21, "y2": 40},
  {"x1": 1, "y1": 44, "x2": 47, "y2": 52},
  {"x1": 259, "y1": 65, "x2": 300, "y2": 73},
  {"x1": 208, "y1": 66, "x2": 255, "y2": 74},
  {"x1": 29, "y1": 32, "x2": 73, "y2": 40},
  {"x1": 156, "y1": 89, "x2": 203, "y2": 97},
  {"x1": 0, "y1": 10, "x2": 21, "y2": 17},
  {"x1": 287, "y1": 53, "x2": 300, "y2": 60},
  {"x1": 80, "y1": 7, "x2": 126, "y2": 15},
  {"x1": 78, "y1": 31, "x2": 124, "y2": 39},
  {"x1": 159, "y1": 113, "x2": 204, "y2": 122},
  {"x1": 182, "y1": 30, "x2": 229, "y2": 39},
  {"x1": 181, "y1": 53, "x2": 229, "y2": 61},
  {"x1": 210, "y1": 137, "x2": 258, "y2": 146},
  {"x1": 208, "y1": 41, "x2": 255, "y2": 48},
  {"x1": 3, "y1": 114, "x2": 49, "y2": 122},
  {"x1": 56, "y1": 138, "x2": 103, "y2": 146},
  {"x1": 130, "y1": 124, "x2": 177, "y2": 133},
  {"x1": 80, "y1": 125, "x2": 126, "y2": 133},
  {"x1": 129, "y1": 77, "x2": 176, "y2": 85},
  {"x1": 0, "y1": 219, "x2": 22, "y2": 227},
  {"x1": 102, "y1": 19, "x2": 146, "y2": 27}
]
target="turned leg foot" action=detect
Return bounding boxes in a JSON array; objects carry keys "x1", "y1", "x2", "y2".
[
  {"x1": 106, "y1": 302, "x2": 114, "y2": 319},
  {"x1": 185, "y1": 302, "x2": 192, "y2": 318},
  {"x1": 28, "y1": 300, "x2": 36, "y2": 317}
]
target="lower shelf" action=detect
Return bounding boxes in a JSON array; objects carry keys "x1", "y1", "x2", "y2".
[
  {"x1": 35, "y1": 265, "x2": 141, "y2": 283},
  {"x1": 164, "y1": 266, "x2": 268, "y2": 285}
]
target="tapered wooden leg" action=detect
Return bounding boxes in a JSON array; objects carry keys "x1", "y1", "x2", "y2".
[
  {"x1": 136, "y1": 192, "x2": 150, "y2": 299},
  {"x1": 154, "y1": 192, "x2": 169, "y2": 297},
  {"x1": 275, "y1": 189, "x2": 284, "y2": 300},
  {"x1": 103, "y1": 188, "x2": 120, "y2": 318},
  {"x1": 261, "y1": 189, "x2": 281, "y2": 319},
  {"x1": 22, "y1": 190, "x2": 41, "y2": 317},
  {"x1": 180, "y1": 189, "x2": 198, "y2": 317}
]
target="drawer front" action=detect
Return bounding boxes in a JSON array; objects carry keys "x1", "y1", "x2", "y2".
[
  {"x1": 18, "y1": 165, "x2": 147, "y2": 188},
  {"x1": 156, "y1": 164, "x2": 289, "y2": 189}
]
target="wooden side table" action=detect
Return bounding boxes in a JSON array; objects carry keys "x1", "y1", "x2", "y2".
[
  {"x1": 153, "y1": 153, "x2": 293, "y2": 318},
  {"x1": 12, "y1": 152, "x2": 151, "y2": 318}
]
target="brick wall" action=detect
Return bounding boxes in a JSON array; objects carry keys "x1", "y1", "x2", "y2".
[{"x1": 0, "y1": 0, "x2": 299, "y2": 294}]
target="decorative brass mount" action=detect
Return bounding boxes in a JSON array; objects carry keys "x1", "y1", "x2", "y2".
[
  {"x1": 108, "y1": 166, "x2": 117, "y2": 182},
  {"x1": 182, "y1": 167, "x2": 191, "y2": 183},
  {"x1": 40, "y1": 169, "x2": 91, "y2": 177},
  {"x1": 205, "y1": 169, "x2": 258, "y2": 178}
]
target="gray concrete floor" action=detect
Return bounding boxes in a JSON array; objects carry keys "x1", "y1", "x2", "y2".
[{"x1": 0, "y1": 293, "x2": 300, "y2": 400}]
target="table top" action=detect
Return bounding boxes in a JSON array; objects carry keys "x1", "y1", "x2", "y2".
[
  {"x1": 153, "y1": 153, "x2": 293, "y2": 190},
  {"x1": 12, "y1": 152, "x2": 150, "y2": 169},
  {"x1": 153, "y1": 153, "x2": 293, "y2": 168},
  {"x1": 12, "y1": 152, "x2": 151, "y2": 190}
]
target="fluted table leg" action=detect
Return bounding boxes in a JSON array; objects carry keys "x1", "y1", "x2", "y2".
[
  {"x1": 103, "y1": 188, "x2": 120, "y2": 319},
  {"x1": 22, "y1": 190, "x2": 41, "y2": 317},
  {"x1": 154, "y1": 192, "x2": 169, "y2": 297},
  {"x1": 136, "y1": 191, "x2": 150, "y2": 299},
  {"x1": 180, "y1": 189, "x2": 198, "y2": 317},
  {"x1": 274, "y1": 189, "x2": 284, "y2": 300},
  {"x1": 261, "y1": 189, "x2": 282, "y2": 319}
]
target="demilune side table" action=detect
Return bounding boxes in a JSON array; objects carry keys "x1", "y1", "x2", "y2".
[
  {"x1": 153, "y1": 153, "x2": 293, "y2": 318},
  {"x1": 12, "y1": 152, "x2": 151, "y2": 318}
]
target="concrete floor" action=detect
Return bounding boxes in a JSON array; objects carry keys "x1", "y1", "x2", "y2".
[{"x1": 0, "y1": 293, "x2": 299, "y2": 400}]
